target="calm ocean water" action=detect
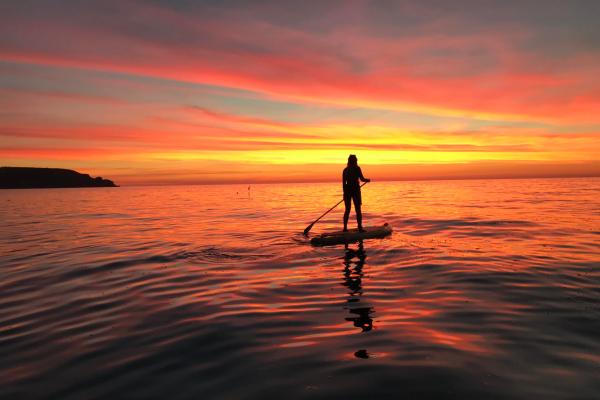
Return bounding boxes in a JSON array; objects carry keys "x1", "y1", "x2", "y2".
[{"x1": 1, "y1": 178, "x2": 599, "y2": 399}]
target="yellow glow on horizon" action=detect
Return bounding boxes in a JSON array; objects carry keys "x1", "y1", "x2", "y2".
[{"x1": 145, "y1": 148, "x2": 591, "y2": 166}]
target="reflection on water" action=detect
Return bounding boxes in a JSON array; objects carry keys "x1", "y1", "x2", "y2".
[
  {"x1": 342, "y1": 242, "x2": 374, "y2": 334},
  {"x1": 343, "y1": 242, "x2": 376, "y2": 360},
  {"x1": 0, "y1": 178, "x2": 599, "y2": 399}
]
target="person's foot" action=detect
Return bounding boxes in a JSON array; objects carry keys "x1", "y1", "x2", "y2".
[
  {"x1": 343, "y1": 228, "x2": 348, "y2": 232},
  {"x1": 358, "y1": 227, "x2": 365, "y2": 232}
]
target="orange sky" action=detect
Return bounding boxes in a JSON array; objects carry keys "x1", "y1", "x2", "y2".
[{"x1": 1, "y1": 1, "x2": 599, "y2": 185}]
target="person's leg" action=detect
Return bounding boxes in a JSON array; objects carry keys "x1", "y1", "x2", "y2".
[
  {"x1": 343, "y1": 194, "x2": 351, "y2": 231},
  {"x1": 354, "y1": 192, "x2": 364, "y2": 231}
]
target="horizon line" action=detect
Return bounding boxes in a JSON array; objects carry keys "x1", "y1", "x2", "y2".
[{"x1": 117, "y1": 173, "x2": 600, "y2": 187}]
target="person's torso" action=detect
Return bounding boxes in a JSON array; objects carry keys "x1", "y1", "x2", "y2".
[{"x1": 344, "y1": 166, "x2": 361, "y2": 190}]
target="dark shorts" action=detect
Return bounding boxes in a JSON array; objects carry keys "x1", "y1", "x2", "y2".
[{"x1": 344, "y1": 190, "x2": 361, "y2": 209}]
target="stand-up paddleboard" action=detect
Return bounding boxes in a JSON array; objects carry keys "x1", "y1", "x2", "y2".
[{"x1": 310, "y1": 223, "x2": 392, "y2": 246}]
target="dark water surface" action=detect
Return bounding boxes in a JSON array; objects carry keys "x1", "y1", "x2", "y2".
[{"x1": 1, "y1": 178, "x2": 599, "y2": 399}]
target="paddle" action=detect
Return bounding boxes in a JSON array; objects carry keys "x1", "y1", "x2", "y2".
[{"x1": 303, "y1": 181, "x2": 368, "y2": 236}]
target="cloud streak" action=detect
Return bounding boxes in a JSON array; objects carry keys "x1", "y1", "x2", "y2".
[{"x1": 2, "y1": 1, "x2": 599, "y2": 122}]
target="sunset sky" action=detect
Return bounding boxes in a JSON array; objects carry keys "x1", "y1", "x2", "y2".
[{"x1": 1, "y1": 0, "x2": 599, "y2": 184}]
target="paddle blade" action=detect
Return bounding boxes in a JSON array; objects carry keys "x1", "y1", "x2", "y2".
[{"x1": 303, "y1": 223, "x2": 314, "y2": 236}]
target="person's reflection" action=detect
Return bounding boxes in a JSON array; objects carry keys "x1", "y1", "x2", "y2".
[{"x1": 342, "y1": 241, "x2": 374, "y2": 332}]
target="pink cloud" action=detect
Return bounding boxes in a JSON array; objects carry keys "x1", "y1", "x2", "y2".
[{"x1": 1, "y1": 2, "x2": 599, "y2": 123}]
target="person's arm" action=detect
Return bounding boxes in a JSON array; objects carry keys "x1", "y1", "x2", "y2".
[
  {"x1": 342, "y1": 169, "x2": 348, "y2": 193},
  {"x1": 358, "y1": 167, "x2": 371, "y2": 183}
]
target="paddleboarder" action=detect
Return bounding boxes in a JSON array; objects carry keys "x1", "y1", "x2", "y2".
[{"x1": 343, "y1": 154, "x2": 370, "y2": 232}]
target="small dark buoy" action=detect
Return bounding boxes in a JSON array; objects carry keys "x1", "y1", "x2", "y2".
[{"x1": 354, "y1": 349, "x2": 369, "y2": 359}]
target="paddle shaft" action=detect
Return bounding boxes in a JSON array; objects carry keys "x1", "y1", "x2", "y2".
[{"x1": 303, "y1": 181, "x2": 368, "y2": 235}]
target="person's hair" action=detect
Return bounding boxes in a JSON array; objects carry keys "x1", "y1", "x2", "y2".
[{"x1": 347, "y1": 154, "x2": 358, "y2": 167}]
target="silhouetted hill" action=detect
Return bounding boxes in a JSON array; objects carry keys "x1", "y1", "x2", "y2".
[{"x1": 0, "y1": 167, "x2": 118, "y2": 189}]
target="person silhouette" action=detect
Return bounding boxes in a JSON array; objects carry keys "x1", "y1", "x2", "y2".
[{"x1": 343, "y1": 154, "x2": 370, "y2": 232}]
